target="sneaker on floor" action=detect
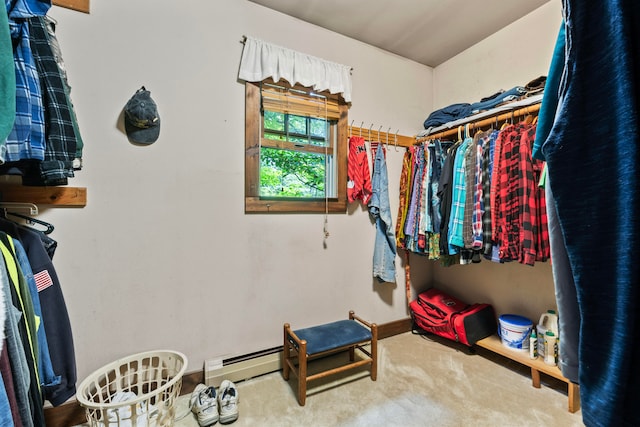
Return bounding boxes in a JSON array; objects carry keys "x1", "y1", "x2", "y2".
[
  {"x1": 190, "y1": 384, "x2": 219, "y2": 426},
  {"x1": 217, "y1": 380, "x2": 239, "y2": 424}
]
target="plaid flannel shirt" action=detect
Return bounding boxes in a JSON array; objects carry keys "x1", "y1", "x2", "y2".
[
  {"x1": 24, "y1": 16, "x2": 77, "y2": 185},
  {"x1": 447, "y1": 136, "x2": 472, "y2": 253},
  {"x1": 5, "y1": 0, "x2": 50, "y2": 162},
  {"x1": 462, "y1": 133, "x2": 478, "y2": 248}
]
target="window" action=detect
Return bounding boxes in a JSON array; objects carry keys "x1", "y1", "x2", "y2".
[{"x1": 245, "y1": 80, "x2": 348, "y2": 213}]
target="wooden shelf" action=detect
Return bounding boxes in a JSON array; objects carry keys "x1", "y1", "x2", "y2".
[
  {"x1": 476, "y1": 335, "x2": 580, "y2": 413},
  {"x1": 53, "y1": 0, "x2": 90, "y2": 13},
  {"x1": 0, "y1": 185, "x2": 86, "y2": 207}
]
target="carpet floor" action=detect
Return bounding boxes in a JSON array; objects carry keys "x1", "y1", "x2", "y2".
[{"x1": 171, "y1": 331, "x2": 584, "y2": 427}]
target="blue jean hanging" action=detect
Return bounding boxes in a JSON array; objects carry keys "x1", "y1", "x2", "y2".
[{"x1": 369, "y1": 146, "x2": 397, "y2": 283}]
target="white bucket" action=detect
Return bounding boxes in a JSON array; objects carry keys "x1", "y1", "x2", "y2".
[{"x1": 498, "y1": 314, "x2": 533, "y2": 352}]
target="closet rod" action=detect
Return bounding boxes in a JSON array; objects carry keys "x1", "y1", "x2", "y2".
[
  {"x1": 417, "y1": 102, "x2": 542, "y2": 142},
  {"x1": 348, "y1": 126, "x2": 414, "y2": 148},
  {"x1": 0, "y1": 202, "x2": 38, "y2": 215}
]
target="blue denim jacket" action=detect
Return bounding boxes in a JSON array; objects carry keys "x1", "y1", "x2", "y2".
[{"x1": 369, "y1": 146, "x2": 396, "y2": 283}]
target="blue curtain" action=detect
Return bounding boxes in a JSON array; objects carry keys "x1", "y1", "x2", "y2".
[{"x1": 540, "y1": 1, "x2": 640, "y2": 426}]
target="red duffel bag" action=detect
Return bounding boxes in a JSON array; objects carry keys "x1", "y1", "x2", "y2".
[{"x1": 410, "y1": 287, "x2": 497, "y2": 346}]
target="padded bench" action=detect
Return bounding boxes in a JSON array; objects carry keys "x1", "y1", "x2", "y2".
[{"x1": 283, "y1": 310, "x2": 377, "y2": 406}]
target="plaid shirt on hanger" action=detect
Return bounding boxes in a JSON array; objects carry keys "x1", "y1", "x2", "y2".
[{"x1": 493, "y1": 124, "x2": 521, "y2": 261}]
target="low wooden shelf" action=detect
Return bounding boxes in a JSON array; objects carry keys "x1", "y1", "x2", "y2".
[{"x1": 475, "y1": 335, "x2": 580, "y2": 413}]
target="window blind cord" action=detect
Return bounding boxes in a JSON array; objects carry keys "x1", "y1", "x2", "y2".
[{"x1": 323, "y1": 97, "x2": 330, "y2": 248}]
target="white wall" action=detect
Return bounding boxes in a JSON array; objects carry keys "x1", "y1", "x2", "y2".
[
  {"x1": 428, "y1": 1, "x2": 564, "y2": 323},
  {"x1": 45, "y1": 0, "x2": 433, "y2": 390},
  {"x1": 433, "y1": 1, "x2": 562, "y2": 108}
]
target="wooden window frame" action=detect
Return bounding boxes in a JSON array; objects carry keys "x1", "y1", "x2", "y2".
[{"x1": 245, "y1": 81, "x2": 348, "y2": 214}]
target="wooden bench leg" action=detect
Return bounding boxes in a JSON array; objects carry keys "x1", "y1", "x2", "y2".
[
  {"x1": 283, "y1": 323, "x2": 291, "y2": 381},
  {"x1": 371, "y1": 322, "x2": 378, "y2": 381},
  {"x1": 531, "y1": 367, "x2": 541, "y2": 388},
  {"x1": 568, "y1": 382, "x2": 580, "y2": 413},
  {"x1": 298, "y1": 340, "x2": 307, "y2": 406}
]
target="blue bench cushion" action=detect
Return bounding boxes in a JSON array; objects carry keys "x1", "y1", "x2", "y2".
[{"x1": 293, "y1": 319, "x2": 372, "y2": 355}]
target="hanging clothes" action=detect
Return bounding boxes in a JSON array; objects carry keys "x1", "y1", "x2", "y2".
[
  {"x1": 491, "y1": 123, "x2": 549, "y2": 265},
  {"x1": 0, "y1": 232, "x2": 44, "y2": 426},
  {"x1": 437, "y1": 140, "x2": 458, "y2": 258},
  {"x1": 537, "y1": 2, "x2": 640, "y2": 425},
  {"x1": 397, "y1": 119, "x2": 549, "y2": 266},
  {"x1": 481, "y1": 130, "x2": 500, "y2": 260},
  {"x1": 23, "y1": 15, "x2": 78, "y2": 186},
  {"x1": 395, "y1": 147, "x2": 412, "y2": 250},
  {"x1": 403, "y1": 144, "x2": 427, "y2": 253},
  {"x1": 4, "y1": 0, "x2": 50, "y2": 163},
  {"x1": 0, "y1": 0, "x2": 15, "y2": 146},
  {"x1": 347, "y1": 135, "x2": 372, "y2": 206},
  {"x1": 41, "y1": 15, "x2": 84, "y2": 171},
  {"x1": 369, "y1": 144, "x2": 396, "y2": 283},
  {"x1": 0, "y1": 219, "x2": 59, "y2": 390},
  {"x1": 2, "y1": 250, "x2": 35, "y2": 427},
  {"x1": 11, "y1": 224, "x2": 76, "y2": 406},
  {"x1": 447, "y1": 130, "x2": 473, "y2": 254},
  {"x1": 426, "y1": 140, "x2": 445, "y2": 260},
  {"x1": 1, "y1": 1, "x2": 83, "y2": 185},
  {"x1": 533, "y1": 21, "x2": 580, "y2": 386},
  {"x1": 0, "y1": 213, "x2": 77, "y2": 427}
]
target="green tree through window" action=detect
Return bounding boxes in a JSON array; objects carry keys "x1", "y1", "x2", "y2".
[
  {"x1": 244, "y1": 80, "x2": 348, "y2": 213},
  {"x1": 261, "y1": 112, "x2": 328, "y2": 197}
]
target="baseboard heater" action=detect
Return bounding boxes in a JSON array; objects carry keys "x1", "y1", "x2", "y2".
[{"x1": 205, "y1": 346, "x2": 283, "y2": 388}]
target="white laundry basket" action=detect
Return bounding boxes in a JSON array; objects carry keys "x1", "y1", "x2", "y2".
[{"x1": 77, "y1": 350, "x2": 187, "y2": 426}]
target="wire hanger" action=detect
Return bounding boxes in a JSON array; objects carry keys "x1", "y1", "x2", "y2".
[{"x1": 5, "y1": 211, "x2": 55, "y2": 235}]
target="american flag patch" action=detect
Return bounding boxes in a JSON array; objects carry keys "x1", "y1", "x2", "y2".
[{"x1": 34, "y1": 270, "x2": 54, "y2": 292}]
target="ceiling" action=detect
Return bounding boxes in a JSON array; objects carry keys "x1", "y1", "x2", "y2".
[{"x1": 249, "y1": 0, "x2": 550, "y2": 67}]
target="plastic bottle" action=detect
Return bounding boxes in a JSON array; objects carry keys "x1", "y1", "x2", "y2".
[
  {"x1": 544, "y1": 331, "x2": 557, "y2": 366},
  {"x1": 529, "y1": 327, "x2": 538, "y2": 359},
  {"x1": 539, "y1": 310, "x2": 559, "y2": 336},
  {"x1": 538, "y1": 309, "x2": 559, "y2": 358}
]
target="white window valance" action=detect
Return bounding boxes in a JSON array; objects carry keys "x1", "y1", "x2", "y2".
[{"x1": 239, "y1": 36, "x2": 352, "y2": 103}]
